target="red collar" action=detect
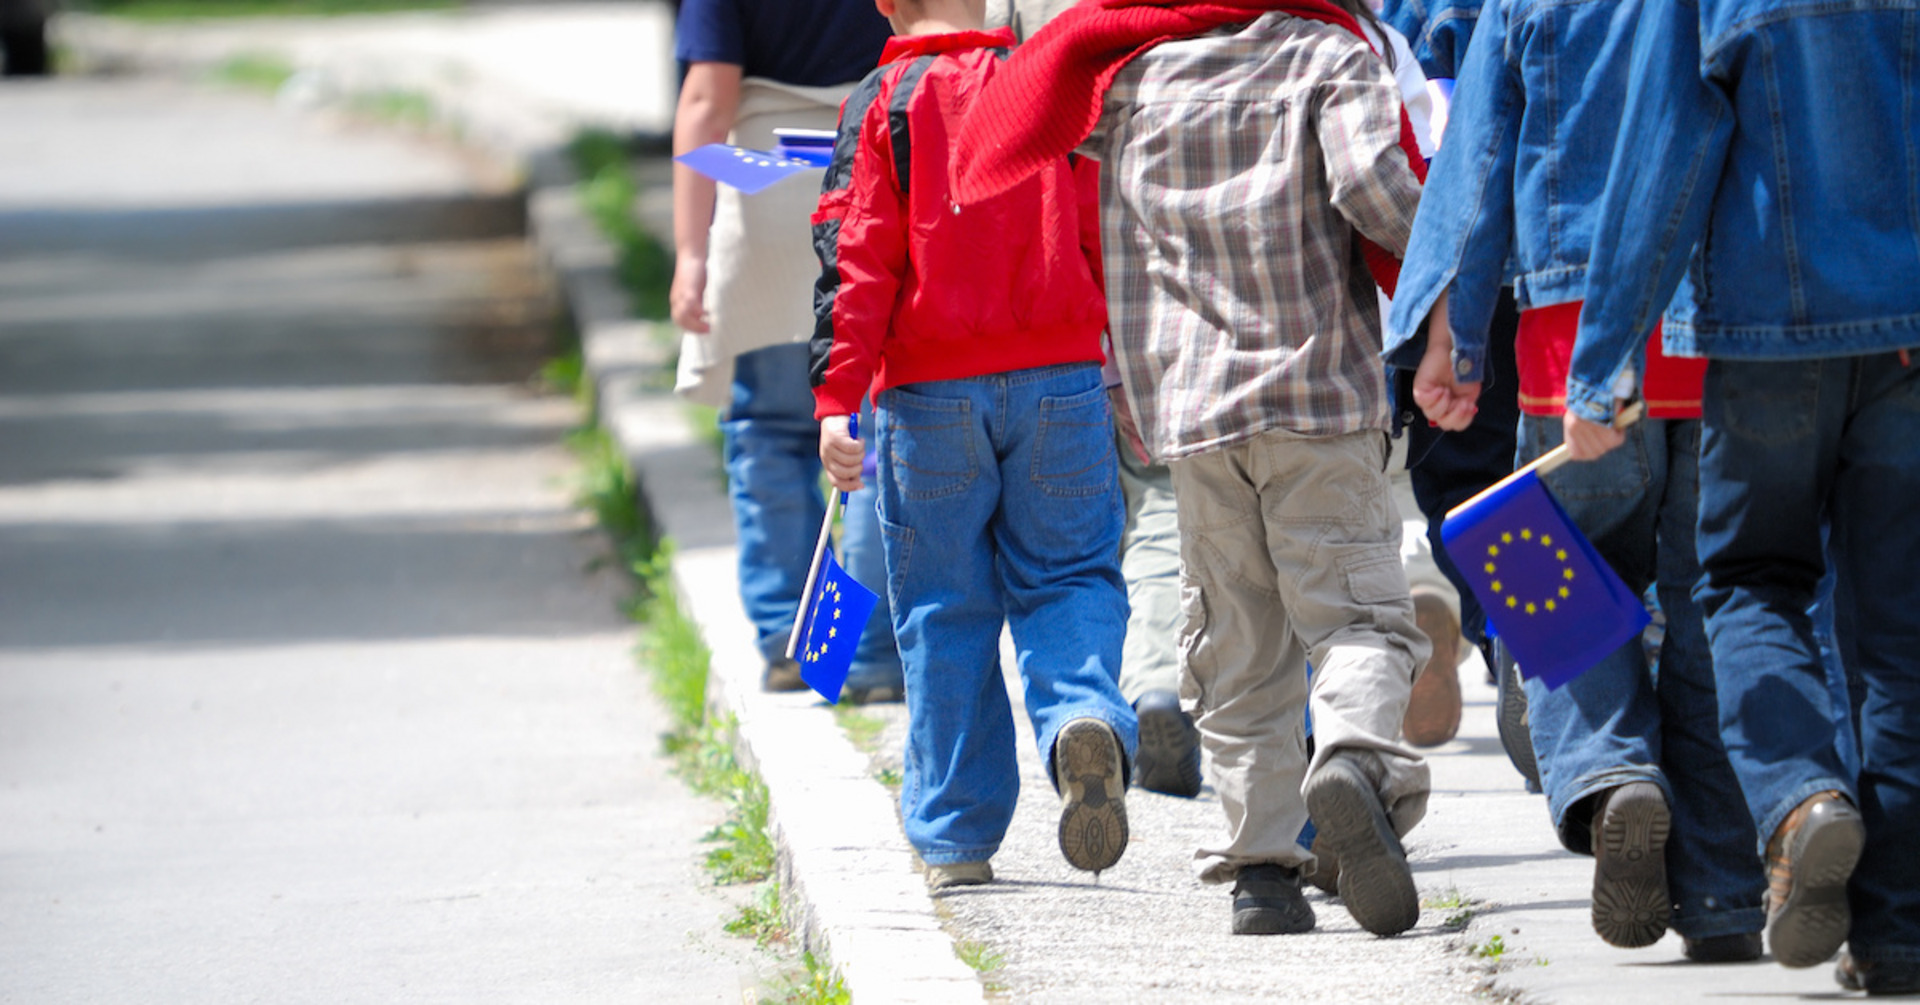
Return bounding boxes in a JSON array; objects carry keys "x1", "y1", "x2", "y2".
[{"x1": 880, "y1": 26, "x2": 1016, "y2": 65}]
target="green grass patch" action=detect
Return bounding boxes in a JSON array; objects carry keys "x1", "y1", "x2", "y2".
[
  {"x1": 772, "y1": 951, "x2": 851, "y2": 1005},
  {"x1": 207, "y1": 52, "x2": 294, "y2": 92},
  {"x1": 346, "y1": 88, "x2": 437, "y2": 130},
  {"x1": 874, "y1": 766, "x2": 901, "y2": 787},
  {"x1": 1472, "y1": 934, "x2": 1508, "y2": 960},
  {"x1": 569, "y1": 129, "x2": 671, "y2": 321},
  {"x1": 566, "y1": 422, "x2": 654, "y2": 577},
  {"x1": 84, "y1": 0, "x2": 454, "y2": 20},
  {"x1": 724, "y1": 882, "x2": 787, "y2": 947},
  {"x1": 832, "y1": 704, "x2": 887, "y2": 753},
  {"x1": 954, "y1": 939, "x2": 1004, "y2": 973}
]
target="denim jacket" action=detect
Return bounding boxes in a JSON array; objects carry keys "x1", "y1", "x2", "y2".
[
  {"x1": 1381, "y1": 0, "x2": 1485, "y2": 79},
  {"x1": 1569, "y1": 0, "x2": 1920, "y2": 422},
  {"x1": 1383, "y1": 0, "x2": 1641, "y2": 384}
]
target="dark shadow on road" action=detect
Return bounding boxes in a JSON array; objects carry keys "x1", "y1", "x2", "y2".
[{"x1": 0, "y1": 514, "x2": 623, "y2": 648}]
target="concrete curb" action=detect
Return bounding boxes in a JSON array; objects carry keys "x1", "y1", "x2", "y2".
[{"x1": 523, "y1": 157, "x2": 984, "y2": 1003}]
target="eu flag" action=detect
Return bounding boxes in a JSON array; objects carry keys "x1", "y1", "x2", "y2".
[
  {"x1": 784, "y1": 413, "x2": 878, "y2": 704},
  {"x1": 673, "y1": 143, "x2": 818, "y2": 195},
  {"x1": 789, "y1": 548, "x2": 878, "y2": 704},
  {"x1": 1441, "y1": 471, "x2": 1648, "y2": 689}
]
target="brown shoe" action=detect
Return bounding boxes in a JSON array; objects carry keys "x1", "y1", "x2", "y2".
[
  {"x1": 1765, "y1": 791, "x2": 1864, "y2": 968},
  {"x1": 926, "y1": 860, "x2": 993, "y2": 891},
  {"x1": 1402, "y1": 589, "x2": 1462, "y2": 747}
]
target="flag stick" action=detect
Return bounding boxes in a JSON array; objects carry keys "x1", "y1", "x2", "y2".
[
  {"x1": 1445, "y1": 401, "x2": 1646, "y2": 522},
  {"x1": 785, "y1": 413, "x2": 859, "y2": 661}
]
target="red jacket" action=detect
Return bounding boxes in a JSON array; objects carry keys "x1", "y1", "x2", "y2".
[{"x1": 808, "y1": 28, "x2": 1108, "y2": 419}]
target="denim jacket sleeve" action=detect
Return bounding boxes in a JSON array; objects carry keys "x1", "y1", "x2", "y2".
[
  {"x1": 1382, "y1": 0, "x2": 1486, "y2": 79},
  {"x1": 1382, "y1": 0, "x2": 1518, "y2": 381},
  {"x1": 1568, "y1": 0, "x2": 1733, "y2": 422}
]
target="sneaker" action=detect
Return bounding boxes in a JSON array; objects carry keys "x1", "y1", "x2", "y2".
[
  {"x1": 1490, "y1": 639, "x2": 1541, "y2": 791},
  {"x1": 1682, "y1": 931, "x2": 1763, "y2": 963},
  {"x1": 1231, "y1": 863, "x2": 1316, "y2": 935},
  {"x1": 762, "y1": 657, "x2": 807, "y2": 692},
  {"x1": 1402, "y1": 589, "x2": 1462, "y2": 747},
  {"x1": 1836, "y1": 952, "x2": 1920, "y2": 995},
  {"x1": 926, "y1": 860, "x2": 993, "y2": 891},
  {"x1": 1303, "y1": 751, "x2": 1419, "y2": 936},
  {"x1": 1765, "y1": 791, "x2": 1864, "y2": 968},
  {"x1": 1133, "y1": 690, "x2": 1202, "y2": 798},
  {"x1": 1300, "y1": 828, "x2": 1340, "y2": 897},
  {"x1": 1591, "y1": 781, "x2": 1672, "y2": 948},
  {"x1": 1054, "y1": 717, "x2": 1129, "y2": 874}
]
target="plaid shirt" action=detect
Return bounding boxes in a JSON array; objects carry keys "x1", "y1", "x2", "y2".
[{"x1": 1083, "y1": 12, "x2": 1423, "y2": 461}]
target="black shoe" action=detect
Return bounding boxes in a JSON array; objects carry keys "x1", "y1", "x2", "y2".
[
  {"x1": 761, "y1": 657, "x2": 807, "y2": 692},
  {"x1": 1304, "y1": 751, "x2": 1419, "y2": 936},
  {"x1": 1592, "y1": 781, "x2": 1672, "y2": 949},
  {"x1": 1682, "y1": 931, "x2": 1763, "y2": 963},
  {"x1": 1491, "y1": 639, "x2": 1541, "y2": 792},
  {"x1": 1231, "y1": 864, "x2": 1316, "y2": 935},
  {"x1": 1837, "y1": 952, "x2": 1920, "y2": 995},
  {"x1": 840, "y1": 683, "x2": 904, "y2": 705},
  {"x1": 1133, "y1": 690, "x2": 1202, "y2": 798}
]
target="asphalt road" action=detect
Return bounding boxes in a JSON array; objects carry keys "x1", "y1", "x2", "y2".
[{"x1": 0, "y1": 79, "x2": 756, "y2": 1003}]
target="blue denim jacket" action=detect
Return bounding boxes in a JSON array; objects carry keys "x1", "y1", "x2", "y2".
[
  {"x1": 1381, "y1": 0, "x2": 1485, "y2": 79},
  {"x1": 1569, "y1": 0, "x2": 1920, "y2": 422},
  {"x1": 1383, "y1": 0, "x2": 1641, "y2": 383}
]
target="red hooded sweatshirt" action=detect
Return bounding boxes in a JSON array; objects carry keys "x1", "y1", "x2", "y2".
[{"x1": 808, "y1": 28, "x2": 1107, "y2": 419}]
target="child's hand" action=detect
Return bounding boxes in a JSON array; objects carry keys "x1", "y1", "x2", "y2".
[
  {"x1": 820, "y1": 414, "x2": 865, "y2": 493},
  {"x1": 1563, "y1": 409, "x2": 1627, "y2": 460},
  {"x1": 1411, "y1": 293, "x2": 1481, "y2": 431}
]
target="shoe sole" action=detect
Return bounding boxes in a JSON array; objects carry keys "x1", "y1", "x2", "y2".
[
  {"x1": 1305, "y1": 759, "x2": 1419, "y2": 936},
  {"x1": 1134, "y1": 702, "x2": 1201, "y2": 798},
  {"x1": 1592, "y1": 783, "x2": 1672, "y2": 948},
  {"x1": 1056, "y1": 719, "x2": 1129, "y2": 873},
  {"x1": 1770, "y1": 806, "x2": 1865, "y2": 968}
]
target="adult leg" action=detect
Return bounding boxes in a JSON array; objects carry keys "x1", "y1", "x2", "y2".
[
  {"x1": 877, "y1": 380, "x2": 1018, "y2": 866},
  {"x1": 722, "y1": 343, "x2": 825, "y2": 683}
]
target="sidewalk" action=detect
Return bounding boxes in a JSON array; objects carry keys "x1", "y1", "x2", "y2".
[{"x1": 48, "y1": 10, "x2": 1852, "y2": 1001}]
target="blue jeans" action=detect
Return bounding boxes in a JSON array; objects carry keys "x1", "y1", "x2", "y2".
[
  {"x1": 1519, "y1": 415, "x2": 1763, "y2": 939},
  {"x1": 1697, "y1": 354, "x2": 1920, "y2": 963},
  {"x1": 876, "y1": 363, "x2": 1137, "y2": 864},
  {"x1": 723, "y1": 344, "x2": 898, "y2": 686}
]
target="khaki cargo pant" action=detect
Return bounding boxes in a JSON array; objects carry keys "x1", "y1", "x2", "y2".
[{"x1": 1170, "y1": 429, "x2": 1432, "y2": 884}]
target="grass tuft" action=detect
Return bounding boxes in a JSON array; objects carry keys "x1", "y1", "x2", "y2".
[
  {"x1": 724, "y1": 882, "x2": 787, "y2": 947},
  {"x1": 208, "y1": 52, "x2": 294, "y2": 92},
  {"x1": 955, "y1": 939, "x2": 1004, "y2": 973},
  {"x1": 568, "y1": 130, "x2": 671, "y2": 321},
  {"x1": 772, "y1": 951, "x2": 852, "y2": 1005},
  {"x1": 1473, "y1": 934, "x2": 1509, "y2": 960}
]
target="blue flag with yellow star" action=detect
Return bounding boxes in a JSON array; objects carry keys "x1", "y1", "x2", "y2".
[
  {"x1": 790, "y1": 544, "x2": 879, "y2": 704},
  {"x1": 1442, "y1": 471, "x2": 1648, "y2": 689}
]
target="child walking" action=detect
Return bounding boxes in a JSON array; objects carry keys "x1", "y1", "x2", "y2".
[
  {"x1": 811, "y1": 0, "x2": 1138, "y2": 890},
  {"x1": 955, "y1": 0, "x2": 1433, "y2": 936}
]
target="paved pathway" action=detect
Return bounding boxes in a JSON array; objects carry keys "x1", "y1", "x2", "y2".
[{"x1": 0, "y1": 79, "x2": 755, "y2": 1002}]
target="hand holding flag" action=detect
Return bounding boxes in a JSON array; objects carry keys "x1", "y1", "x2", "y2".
[
  {"x1": 788, "y1": 415, "x2": 881, "y2": 703},
  {"x1": 1441, "y1": 403, "x2": 1649, "y2": 690}
]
